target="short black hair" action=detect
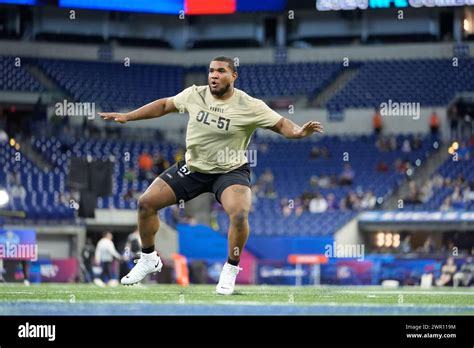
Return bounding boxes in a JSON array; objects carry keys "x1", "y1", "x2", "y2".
[{"x1": 210, "y1": 56, "x2": 236, "y2": 73}]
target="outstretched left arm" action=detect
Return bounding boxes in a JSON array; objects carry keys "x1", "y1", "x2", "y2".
[{"x1": 270, "y1": 117, "x2": 324, "y2": 139}]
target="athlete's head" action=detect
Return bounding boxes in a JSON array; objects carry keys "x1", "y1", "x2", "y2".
[{"x1": 208, "y1": 56, "x2": 237, "y2": 98}]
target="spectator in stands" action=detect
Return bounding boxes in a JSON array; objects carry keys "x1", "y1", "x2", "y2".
[
  {"x1": 124, "y1": 168, "x2": 136, "y2": 183},
  {"x1": 388, "y1": 135, "x2": 398, "y2": 151},
  {"x1": 320, "y1": 146, "x2": 330, "y2": 159},
  {"x1": 340, "y1": 191, "x2": 360, "y2": 211},
  {"x1": 436, "y1": 257, "x2": 457, "y2": 287},
  {"x1": 280, "y1": 198, "x2": 292, "y2": 217},
  {"x1": 138, "y1": 152, "x2": 154, "y2": 182},
  {"x1": 310, "y1": 145, "x2": 330, "y2": 159},
  {"x1": 463, "y1": 185, "x2": 473, "y2": 203},
  {"x1": 376, "y1": 135, "x2": 395, "y2": 152},
  {"x1": 326, "y1": 193, "x2": 338, "y2": 211},
  {"x1": 59, "y1": 125, "x2": 74, "y2": 153},
  {"x1": 339, "y1": 163, "x2": 355, "y2": 186},
  {"x1": 257, "y1": 168, "x2": 277, "y2": 198},
  {"x1": 431, "y1": 173, "x2": 445, "y2": 189},
  {"x1": 153, "y1": 152, "x2": 170, "y2": 175},
  {"x1": 420, "y1": 180, "x2": 433, "y2": 203},
  {"x1": 280, "y1": 197, "x2": 304, "y2": 216},
  {"x1": 124, "y1": 229, "x2": 142, "y2": 263},
  {"x1": 412, "y1": 134, "x2": 422, "y2": 150},
  {"x1": 316, "y1": 175, "x2": 335, "y2": 189},
  {"x1": 376, "y1": 160, "x2": 389, "y2": 173},
  {"x1": 440, "y1": 197, "x2": 453, "y2": 211},
  {"x1": 300, "y1": 192, "x2": 313, "y2": 211},
  {"x1": 400, "y1": 234, "x2": 412, "y2": 254},
  {"x1": 309, "y1": 193, "x2": 328, "y2": 213},
  {"x1": 461, "y1": 113, "x2": 472, "y2": 141},
  {"x1": 360, "y1": 191, "x2": 376, "y2": 209},
  {"x1": 0, "y1": 126, "x2": 7, "y2": 144},
  {"x1": 373, "y1": 108, "x2": 382, "y2": 135},
  {"x1": 453, "y1": 257, "x2": 473, "y2": 287},
  {"x1": 451, "y1": 185, "x2": 466, "y2": 210},
  {"x1": 310, "y1": 146, "x2": 321, "y2": 159},
  {"x1": 404, "y1": 181, "x2": 422, "y2": 204},
  {"x1": 94, "y1": 231, "x2": 123, "y2": 286},
  {"x1": 401, "y1": 139, "x2": 412, "y2": 153},
  {"x1": 422, "y1": 236, "x2": 435, "y2": 255},
  {"x1": 429, "y1": 111, "x2": 440, "y2": 137},
  {"x1": 457, "y1": 142, "x2": 470, "y2": 161},
  {"x1": 394, "y1": 159, "x2": 409, "y2": 174},
  {"x1": 309, "y1": 175, "x2": 319, "y2": 188},
  {"x1": 447, "y1": 104, "x2": 459, "y2": 140},
  {"x1": 81, "y1": 238, "x2": 95, "y2": 283},
  {"x1": 174, "y1": 147, "x2": 184, "y2": 162}
]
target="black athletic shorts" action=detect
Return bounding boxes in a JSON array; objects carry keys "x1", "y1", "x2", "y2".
[{"x1": 158, "y1": 160, "x2": 251, "y2": 204}]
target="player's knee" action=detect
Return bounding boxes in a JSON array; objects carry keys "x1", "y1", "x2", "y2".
[
  {"x1": 229, "y1": 209, "x2": 249, "y2": 231},
  {"x1": 137, "y1": 195, "x2": 156, "y2": 216}
]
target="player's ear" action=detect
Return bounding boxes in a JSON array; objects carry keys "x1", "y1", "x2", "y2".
[{"x1": 233, "y1": 71, "x2": 238, "y2": 82}]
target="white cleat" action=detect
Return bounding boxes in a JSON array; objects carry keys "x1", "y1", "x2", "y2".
[
  {"x1": 216, "y1": 262, "x2": 242, "y2": 295},
  {"x1": 121, "y1": 251, "x2": 163, "y2": 285}
]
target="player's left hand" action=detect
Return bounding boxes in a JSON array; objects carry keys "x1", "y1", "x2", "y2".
[{"x1": 298, "y1": 121, "x2": 324, "y2": 138}]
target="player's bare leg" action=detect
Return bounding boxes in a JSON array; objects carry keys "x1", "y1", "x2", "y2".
[
  {"x1": 216, "y1": 184, "x2": 252, "y2": 294},
  {"x1": 138, "y1": 178, "x2": 177, "y2": 247},
  {"x1": 121, "y1": 178, "x2": 177, "y2": 285}
]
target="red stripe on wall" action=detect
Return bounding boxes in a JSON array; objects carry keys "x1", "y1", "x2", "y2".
[{"x1": 185, "y1": 0, "x2": 235, "y2": 15}]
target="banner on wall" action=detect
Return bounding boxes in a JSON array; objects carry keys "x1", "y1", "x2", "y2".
[{"x1": 0, "y1": 229, "x2": 37, "y2": 261}]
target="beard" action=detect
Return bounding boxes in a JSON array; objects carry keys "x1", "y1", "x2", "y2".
[{"x1": 209, "y1": 82, "x2": 231, "y2": 97}]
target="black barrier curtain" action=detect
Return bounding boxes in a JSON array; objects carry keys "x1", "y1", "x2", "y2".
[
  {"x1": 68, "y1": 157, "x2": 113, "y2": 197},
  {"x1": 89, "y1": 160, "x2": 113, "y2": 197}
]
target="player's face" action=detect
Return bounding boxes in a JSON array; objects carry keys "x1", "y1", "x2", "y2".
[{"x1": 208, "y1": 61, "x2": 237, "y2": 97}]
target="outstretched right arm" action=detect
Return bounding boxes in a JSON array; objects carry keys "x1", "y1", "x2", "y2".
[{"x1": 99, "y1": 97, "x2": 178, "y2": 124}]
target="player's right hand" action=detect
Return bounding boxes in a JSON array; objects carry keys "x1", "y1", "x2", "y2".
[{"x1": 98, "y1": 112, "x2": 128, "y2": 124}]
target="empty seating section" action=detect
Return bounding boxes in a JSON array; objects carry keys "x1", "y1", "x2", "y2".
[
  {"x1": 0, "y1": 143, "x2": 73, "y2": 220},
  {"x1": 0, "y1": 56, "x2": 45, "y2": 92},
  {"x1": 327, "y1": 59, "x2": 474, "y2": 109},
  {"x1": 35, "y1": 59, "x2": 184, "y2": 110},
  {"x1": 236, "y1": 62, "x2": 342, "y2": 98},
  {"x1": 1, "y1": 56, "x2": 473, "y2": 108}
]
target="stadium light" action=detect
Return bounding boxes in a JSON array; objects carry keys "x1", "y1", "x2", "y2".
[
  {"x1": 0, "y1": 190, "x2": 10, "y2": 207},
  {"x1": 464, "y1": 19, "x2": 471, "y2": 32}
]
